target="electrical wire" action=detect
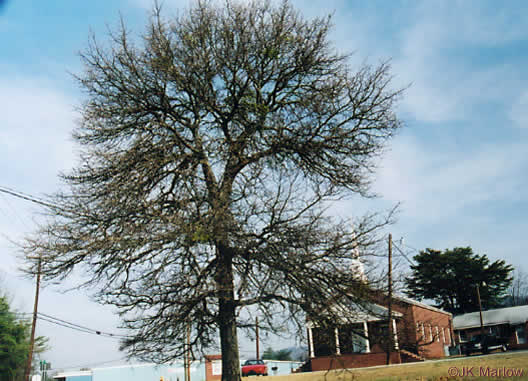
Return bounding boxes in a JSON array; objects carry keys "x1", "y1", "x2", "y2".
[
  {"x1": 37, "y1": 314, "x2": 102, "y2": 336},
  {"x1": 0, "y1": 185, "x2": 63, "y2": 211},
  {"x1": 38, "y1": 312, "x2": 130, "y2": 338},
  {"x1": 392, "y1": 241, "x2": 416, "y2": 266},
  {"x1": 36, "y1": 312, "x2": 131, "y2": 340}
]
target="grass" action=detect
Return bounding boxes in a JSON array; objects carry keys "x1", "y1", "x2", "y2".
[{"x1": 260, "y1": 351, "x2": 528, "y2": 381}]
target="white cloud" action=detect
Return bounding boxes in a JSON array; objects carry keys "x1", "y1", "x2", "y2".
[
  {"x1": 411, "y1": 1, "x2": 528, "y2": 46},
  {"x1": 391, "y1": 13, "x2": 523, "y2": 123},
  {"x1": 0, "y1": 77, "x2": 77, "y2": 191},
  {"x1": 373, "y1": 134, "x2": 528, "y2": 224}
]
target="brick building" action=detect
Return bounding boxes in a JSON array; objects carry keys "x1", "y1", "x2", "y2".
[
  {"x1": 204, "y1": 355, "x2": 222, "y2": 381},
  {"x1": 308, "y1": 295, "x2": 454, "y2": 370},
  {"x1": 453, "y1": 305, "x2": 528, "y2": 350}
]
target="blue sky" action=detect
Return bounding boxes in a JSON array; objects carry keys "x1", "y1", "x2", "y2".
[{"x1": 1, "y1": 0, "x2": 528, "y2": 372}]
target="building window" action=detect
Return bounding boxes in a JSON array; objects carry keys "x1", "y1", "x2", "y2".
[
  {"x1": 312, "y1": 327, "x2": 336, "y2": 357},
  {"x1": 516, "y1": 325, "x2": 526, "y2": 345},
  {"x1": 368, "y1": 321, "x2": 390, "y2": 349},
  {"x1": 428, "y1": 325, "x2": 433, "y2": 342},
  {"x1": 338, "y1": 324, "x2": 367, "y2": 354},
  {"x1": 444, "y1": 327, "x2": 450, "y2": 345}
]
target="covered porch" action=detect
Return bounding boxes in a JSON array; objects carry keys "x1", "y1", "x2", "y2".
[{"x1": 307, "y1": 303, "x2": 405, "y2": 370}]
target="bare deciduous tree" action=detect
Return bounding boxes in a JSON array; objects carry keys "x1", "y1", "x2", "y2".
[
  {"x1": 23, "y1": 1, "x2": 403, "y2": 380},
  {"x1": 507, "y1": 268, "x2": 528, "y2": 306}
]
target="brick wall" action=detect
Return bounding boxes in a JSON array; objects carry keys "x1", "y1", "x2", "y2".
[
  {"x1": 309, "y1": 295, "x2": 454, "y2": 371},
  {"x1": 409, "y1": 304, "x2": 452, "y2": 358},
  {"x1": 204, "y1": 354, "x2": 222, "y2": 381},
  {"x1": 369, "y1": 294, "x2": 453, "y2": 359},
  {"x1": 311, "y1": 352, "x2": 401, "y2": 371}
]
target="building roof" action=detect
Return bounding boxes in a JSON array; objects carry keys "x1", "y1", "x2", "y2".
[
  {"x1": 453, "y1": 305, "x2": 528, "y2": 330},
  {"x1": 306, "y1": 300, "x2": 403, "y2": 327},
  {"x1": 53, "y1": 371, "x2": 92, "y2": 378},
  {"x1": 394, "y1": 295, "x2": 453, "y2": 317}
]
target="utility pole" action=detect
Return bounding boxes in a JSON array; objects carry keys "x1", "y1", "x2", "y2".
[
  {"x1": 185, "y1": 322, "x2": 191, "y2": 381},
  {"x1": 255, "y1": 316, "x2": 260, "y2": 360},
  {"x1": 386, "y1": 233, "x2": 393, "y2": 365},
  {"x1": 25, "y1": 257, "x2": 41, "y2": 381},
  {"x1": 477, "y1": 284, "x2": 484, "y2": 336}
]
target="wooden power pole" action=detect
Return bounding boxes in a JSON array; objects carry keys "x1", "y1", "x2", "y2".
[
  {"x1": 477, "y1": 284, "x2": 485, "y2": 336},
  {"x1": 255, "y1": 316, "x2": 260, "y2": 359},
  {"x1": 386, "y1": 233, "x2": 393, "y2": 365},
  {"x1": 25, "y1": 257, "x2": 41, "y2": 381},
  {"x1": 185, "y1": 322, "x2": 191, "y2": 381}
]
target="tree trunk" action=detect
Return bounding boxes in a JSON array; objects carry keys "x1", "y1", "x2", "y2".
[{"x1": 216, "y1": 245, "x2": 241, "y2": 381}]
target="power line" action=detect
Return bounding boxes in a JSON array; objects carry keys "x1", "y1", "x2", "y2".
[
  {"x1": 38, "y1": 311, "x2": 129, "y2": 338},
  {"x1": 36, "y1": 312, "x2": 131, "y2": 339},
  {"x1": 0, "y1": 185, "x2": 63, "y2": 211},
  {"x1": 37, "y1": 315, "x2": 121, "y2": 340},
  {"x1": 392, "y1": 242, "x2": 416, "y2": 266}
]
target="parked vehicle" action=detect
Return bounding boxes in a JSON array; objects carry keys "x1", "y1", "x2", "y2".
[
  {"x1": 462, "y1": 334, "x2": 508, "y2": 355},
  {"x1": 241, "y1": 359, "x2": 268, "y2": 376}
]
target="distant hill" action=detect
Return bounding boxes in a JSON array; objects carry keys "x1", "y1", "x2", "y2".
[
  {"x1": 286, "y1": 346, "x2": 308, "y2": 362},
  {"x1": 261, "y1": 346, "x2": 307, "y2": 362}
]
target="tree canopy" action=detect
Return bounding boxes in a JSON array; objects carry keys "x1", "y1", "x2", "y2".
[
  {"x1": 0, "y1": 295, "x2": 47, "y2": 381},
  {"x1": 24, "y1": 1, "x2": 403, "y2": 379},
  {"x1": 0, "y1": 296, "x2": 29, "y2": 381},
  {"x1": 404, "y1": 247, "x2": 513, "y2": 314},
  {"x1": 504, "y1": 269, "x2": 528, "y2": 307},
  {"x1": 262, "y1": 346, "x2": 293, "y2": 361}
]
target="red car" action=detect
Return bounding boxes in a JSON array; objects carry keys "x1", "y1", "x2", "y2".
[{"x1": 241, "y1": 359, "x2": 268, "y2": 377}]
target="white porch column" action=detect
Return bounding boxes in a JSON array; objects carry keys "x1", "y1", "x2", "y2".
[
  {"x1": 335, "y1": 327, "x2": 341, "y2": 355},
  {"x1": 429, "y1": 325, "x2": 433, "y2": 342},
  {"x1": 392, "y1": 319, "x2": 399, "y2": 350},
  {"x1": 308, "y1": 327, "x2": 315, "y2": 358},
  {"x1": 363, "y1": 321, "x2": 370, "y2": 353}
]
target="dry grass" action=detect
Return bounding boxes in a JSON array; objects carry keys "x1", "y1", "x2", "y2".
[{"x1": 260, "y1": 351, "x2": 528, "y2": 381}]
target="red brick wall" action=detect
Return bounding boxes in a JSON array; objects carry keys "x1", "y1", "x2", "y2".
[
  {"x1": 309, "y1": 295, "x2": 454, "y2": 372},
  {"x1": 369, "y1": 294, "x2": 453, "y2": 359},
  {"x1": 311, "y1": 352, "x2": 401, "y2": 371},
  {"x1": 409, "y1": 304, "x2": 452, "y2": 358},
  {"x1": 204, "y1": 354, "x2": 222, "y2": 381}
]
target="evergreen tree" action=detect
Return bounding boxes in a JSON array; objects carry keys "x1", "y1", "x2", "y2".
[
  {"x1": 0, "y1": 296, "x2": 30, "y2": 381},
  {"x1": 405, "y1": 247, "x2": 513, "y2": 314}
]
